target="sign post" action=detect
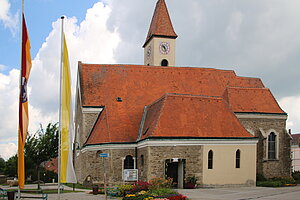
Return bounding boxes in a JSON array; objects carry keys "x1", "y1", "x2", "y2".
[{"x1": 100, "y1": 153, "x2": 109, "y2": 200}]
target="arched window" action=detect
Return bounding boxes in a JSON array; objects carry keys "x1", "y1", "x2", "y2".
[
  {"x1": 141, "y1": 155, "x2": 144, "y2": 166},
  {"x1": 268, "y1": 132, "x2": 276, "y2": 159},
  {"x1": 161, "y1": 59, "x2": 169, "y2": 66},
  {"x1": 124, "y1": 155, "x2": 134, "y2": 169},
  {"x1": 236, "y1": 150, "x2": 241, "y2": 168},
  {"x1": 208, "y1": 150, "x2": 213, "y2": 169}
]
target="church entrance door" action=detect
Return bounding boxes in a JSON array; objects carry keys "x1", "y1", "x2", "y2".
[{"x1": 165, "y1": 159, "x2": 185, "y2": 188}]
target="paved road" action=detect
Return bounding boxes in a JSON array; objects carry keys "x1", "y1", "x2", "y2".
[
  {"x1": 3, "y1": 184, "x2": 300, "y2": 200},
  {"x1": 177, "y1": 186, "x2": 300, "y2": 200}
]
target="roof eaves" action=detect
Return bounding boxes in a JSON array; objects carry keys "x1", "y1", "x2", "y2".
[
  {"x1": 138, "y1": 136, "x2": 258, "y2": 142},
  {"x1": 234, "y1": 112, "x2": 287, "y2": 115}
]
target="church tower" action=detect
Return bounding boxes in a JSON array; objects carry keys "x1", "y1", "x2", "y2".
[{"x1": 143, "y1": 0, "x2": 177, "y2": 67}]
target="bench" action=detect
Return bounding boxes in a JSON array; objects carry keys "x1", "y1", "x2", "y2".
[
  {"x1": 17, "y1": 190, "x2": 48, "y2": 200},
  {"x1": 0, "y1": 188, "x2": 7, "y2": 200}
]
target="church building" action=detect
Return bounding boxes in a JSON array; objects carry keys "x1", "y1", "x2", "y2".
[{"x1": 74, "y1": 0, "x2": 291, "y2": 187}]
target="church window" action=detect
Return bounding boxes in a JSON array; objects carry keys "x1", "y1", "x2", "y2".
[
  {"x1": 141, "y1": 155, "x2": 144, "y2": 166},
  {"x1": 236, "y1": 149, "x2": 241, "y2": 168},
  {"x1": 208, "y1": 150, "x2": 213, "y2": 169},
  {"x1": 124, "y1": 155, "x2": 134, "y2": 169},
  {"x1": 268, "y1": 132, "x2": 276, "y2": 159},
  {"x1": 161, "y1": 59, "x2": 169, "y2": 66}
]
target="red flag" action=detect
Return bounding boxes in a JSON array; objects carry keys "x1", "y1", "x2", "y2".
[{"x1": 18, "y1": 14, "x2": 32, "y2": 189}]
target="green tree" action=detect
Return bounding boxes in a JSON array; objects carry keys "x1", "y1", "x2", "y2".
[
  {"x1": 0, "y1": 157, "x2": 6, "y2": 174},
  {"x1": 4, "y1": 155, "x2": 17, "y2": 177},
  {"x1": 25, "y1": 123, "x2": 59, "y2": 187}
]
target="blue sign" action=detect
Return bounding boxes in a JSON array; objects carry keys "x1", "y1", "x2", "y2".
[{"x1": 100, "y1": 153, "x2": 109, "y2": 157}]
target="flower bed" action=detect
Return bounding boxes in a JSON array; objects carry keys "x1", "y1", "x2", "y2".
[{"x1": 113, "y1": 178, "x2": 188, "y2": 200}]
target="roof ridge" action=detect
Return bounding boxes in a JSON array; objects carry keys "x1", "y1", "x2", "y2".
[
  {"x1": 81, "y1": 63, "x2": 238, "y2": 72},
  {"x1": 226, "y1": 87, "x2": 269, "y2": 90}
]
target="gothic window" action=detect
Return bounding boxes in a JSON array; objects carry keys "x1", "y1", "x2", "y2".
[
  {"x1": 236, "y1": 149, "x2": 241, "y2": 168},
  {"x1": 124, "y1": 155, "x2": 134, "y2": 169},
  {"x1": 208, "y1": 150, "x2": 213, "y2": 169},
  {"x1": 161, "y1": 59, "x2": 169, "y2": 66},
  {"x1": 141, "y1": 155, "x2": 144, "y2": 166},
  {"x1": 268, "y1": 132, "x2": 276, "y2": 159}
]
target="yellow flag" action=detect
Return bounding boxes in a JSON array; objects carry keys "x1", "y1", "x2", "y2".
[
  {"x1": 60, "y1": 34, "x2": 77, "y2": 183},
  {"x1": 18, "y1": 14, "x2": 32, "y2": 189}
]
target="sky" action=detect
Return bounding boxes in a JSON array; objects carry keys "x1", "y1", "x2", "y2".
[{"x1": 0, "y1": 0, "x2": 299, "y2": 160}]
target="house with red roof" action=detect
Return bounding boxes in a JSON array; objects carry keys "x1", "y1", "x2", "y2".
[
  {"x1": 74, "y1": 0, "x2": 291, "y2": 187},
  {"x1": 291, "y1": 134, "x2": 300, "y2": 172}
]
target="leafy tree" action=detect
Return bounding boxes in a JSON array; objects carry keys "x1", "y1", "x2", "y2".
[
  {"x1": 24, "y1": 123, "x2": 59, "y2": 187},
  {"x1": 0, "y1": 157, "x2": 6, "y2": 174},
  {"x1": 4, "y1": 155, "x2": 17, "y2": 177}
]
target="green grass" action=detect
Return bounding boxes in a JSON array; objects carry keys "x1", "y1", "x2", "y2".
[
  {"x1": 63, "y1": 183, "x2": 90, "y2": 190},
  {"x1": 42, "y1": 189, "x2": 82, "y2": 194}
]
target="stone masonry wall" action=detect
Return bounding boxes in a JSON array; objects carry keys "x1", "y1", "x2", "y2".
[
  {"x1": 145, "y1": 146, "x2": 203, "y2": 184},
  {"x1": 238, "y1": 117, "x2": 291, "y2": 178},
  {"x1": 137, "y1": 147, "x2": 149, "y2": 182},
  {"x1": 77, "y1": 149, "x2": 135, "y2": 185},
  {"x1": 74, "y1": 96, "x2": 100, "y2": 183}
]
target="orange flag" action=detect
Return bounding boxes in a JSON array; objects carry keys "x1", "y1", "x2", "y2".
[{"x1": 18, "y1": 14, "x2": 32, "y2": 189}]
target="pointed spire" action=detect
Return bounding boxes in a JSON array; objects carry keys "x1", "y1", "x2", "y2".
[{"x1": 143, "y1": 0, "x2": 177, "y2": 47}]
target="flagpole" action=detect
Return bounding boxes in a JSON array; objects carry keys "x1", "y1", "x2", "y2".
[
  {"x1": 58, "y1": 16, "x2": 65, "y2": 200},
  {"x1": 17, "y1": 0, "x2": 25, "y2": 199}
]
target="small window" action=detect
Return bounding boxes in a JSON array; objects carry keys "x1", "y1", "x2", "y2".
[
  {"x1": 208, "y1": 150, "x2": 213, "y2": 169},
  {"x1": 116, "y1": 97, "x2": 123, "y2": 102},
  {"x1": 161, "y1": 59, "x2": 169, "y2": 66},
  {"x1": 141, "y1": 155, "x2": 144, "y2": 166},
  {"x1": 236, "y1": 150, "x2": 241, "y2": 168},
  {"x1": 124, "y1": 155, "x2": 134, "y2": 169},
  {"x1": 268, "y1": 132, "x2": 276, "y2": 159}
]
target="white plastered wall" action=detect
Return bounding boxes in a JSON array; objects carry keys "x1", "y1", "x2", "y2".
[{"x1": 202, "y1": 144, "x2": 257, "y2": 186}]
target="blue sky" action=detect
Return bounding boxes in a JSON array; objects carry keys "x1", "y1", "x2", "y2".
[
  {"x1": 0, "y1": 0, "x2": 99, "y2": 74},
  {"x1": 0, "y1": 0, "x2": 300, "y2": 160}
]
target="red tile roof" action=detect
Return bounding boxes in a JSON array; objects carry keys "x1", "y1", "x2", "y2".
[
  {"x1": 292, "y1": 134, "x2": 300, "y2": 146},
  {"x1": 139, "y1": 94, "x2": 254, "y2": 140},
  {"x1": 44, "y1": 157, "x2": 58, "y2": 174},
  {"x1": 223, "y1": 87, "x2": 285, "y2": 114},
  {"x1": 143, "y1": 0, "x2": 177, "y2": 47},
  {"x1": 80, "y1": 63, "x2": 281, "y2": 145}
]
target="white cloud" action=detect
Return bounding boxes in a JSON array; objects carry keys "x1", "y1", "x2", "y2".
[
  {"x1": 0, "y1": 0, "x2": 18, "y2": 34},
  {"x1": 0, "y1": 143, "x2": 17, "y2": 160},
  {"x1": 0, "y1": 1, "x2": 120, "y2": 159},
  {"x1": 0, "y1": 64, "x2": 6, "y2": 71},
  {"x1": 279, "y1": 95, "x2": 300, "y2": 134}
]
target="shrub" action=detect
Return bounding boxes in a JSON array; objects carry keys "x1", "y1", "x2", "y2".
[
  {"x1": 186, "y1": 176, "x2": 197, "y2": 184},
  {"x1": 292, "y1": 171, "x2": 300, "y2": 184},
  {"x1": 256, "y1": 173, "x2": 266, "y2": 182},
  {"x1": 149, "y1": 177, "x2": 173, "y2": 189},
  {"x1": 256, "y1": 181, "x2": 282, "y2": 187},
  {"x1": 130, "y1": 181, "x2": 151, "y2": 194},
  {"x1": 271, "y1": 177, "x2": 295, "y2": 185}
]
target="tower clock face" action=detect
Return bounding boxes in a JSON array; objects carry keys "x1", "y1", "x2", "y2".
[{"x1": 159, "y1": 42, "x2": 170, "y2": 54}]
